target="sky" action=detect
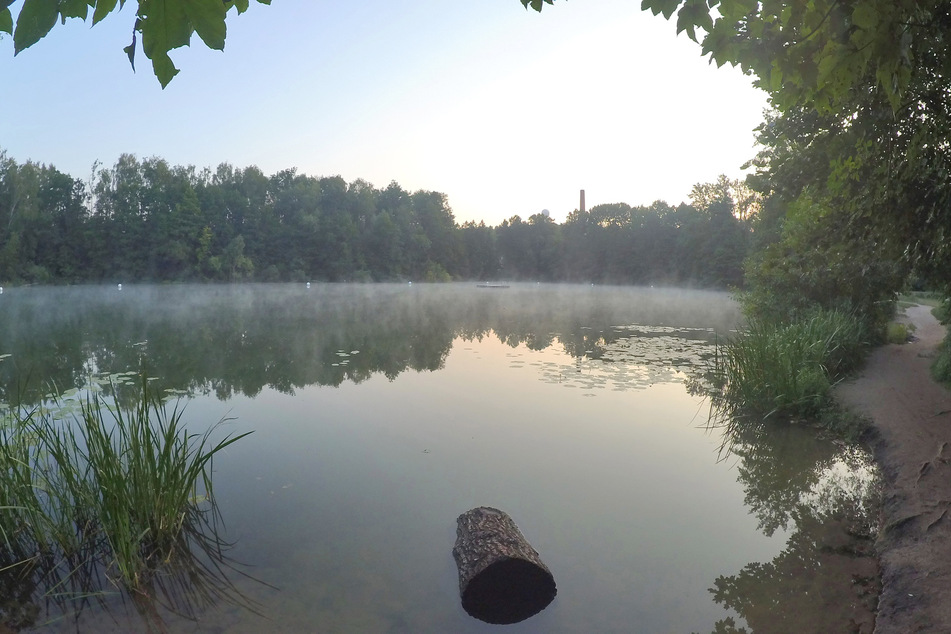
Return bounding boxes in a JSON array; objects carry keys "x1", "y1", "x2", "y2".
[{"x1": 0, "y1": 0, "x2": 769, "y2": 226}]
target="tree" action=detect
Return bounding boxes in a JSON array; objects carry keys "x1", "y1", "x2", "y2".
[
  {"x1": 742, "y1": 191, "x2": 906, "y2": 332},
  {"x1": 3, "y1": 0, "x2": 272, "y2": 87},
  {"x1": 689, "y1": 174, "x2": 761, "y2": 223},
  {"x1": 524, "y1": 0, "x2": 936, "y2": 113},
  {"x1": 524, "y1": 0, "x2": 951, "y2": 294}
]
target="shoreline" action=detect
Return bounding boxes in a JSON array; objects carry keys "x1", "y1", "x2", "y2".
[{"x1": 835, "y1": 305, "x2": 951, "y2": 633}]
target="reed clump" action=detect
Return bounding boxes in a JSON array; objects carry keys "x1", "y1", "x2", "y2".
[
  {"x1": 714, "y1": 309, "x2": 868, "y2": 421},
  {"x1": 0, "y1": 377, "x2": 251, "y2": 596}
]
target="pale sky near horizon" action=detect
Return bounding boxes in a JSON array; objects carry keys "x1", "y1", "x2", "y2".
[{"x1": 1, "y1": 0, "x2": 769, "y2": 226}]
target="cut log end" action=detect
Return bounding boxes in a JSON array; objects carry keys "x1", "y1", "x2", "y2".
[{"x1": 452, "y1": 506, "x2": 556, "y2": 624}]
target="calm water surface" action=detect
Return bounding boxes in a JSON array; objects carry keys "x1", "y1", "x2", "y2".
[{"x1": 0, "y1": 284, "x2": 880, "y2": 633}]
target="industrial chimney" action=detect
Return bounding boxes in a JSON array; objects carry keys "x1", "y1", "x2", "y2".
[{"x1": 580, "y1": 189, "x2": 586, "y2": 213}]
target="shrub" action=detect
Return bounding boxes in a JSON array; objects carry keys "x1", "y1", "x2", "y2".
[
  {"x1": 741, "y1": 192, "x2": 905, "y2": 337},
  {"x1": 885, "y1": 322, "x2": 911, "y2": 344}
]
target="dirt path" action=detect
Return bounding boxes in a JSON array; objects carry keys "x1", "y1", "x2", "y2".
[{"x1": 835, "y1": 305, "x2": 951, "y2": 633}]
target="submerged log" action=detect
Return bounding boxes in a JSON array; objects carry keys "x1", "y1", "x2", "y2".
[{"x1": 452, "y1": 506, "x2": 557, "y2": 624}]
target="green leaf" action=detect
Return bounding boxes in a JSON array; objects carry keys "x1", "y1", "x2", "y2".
[
  {"x1": 674, "y1": 0, "x2": 713, "y2": 42},
  {"x1": 226, "y1": 0, "x2": 250, "y2": 14},
  {"x1": 150, "y1": 50, "x2": 179, "y2": 88},
  {"x1": 13, "y1": 0, "x2": 59, "y2": 53},
  {"x1": 851, "y1": 2, "x2": 878, "y2": 31},
  {"x1": 93, "y1": 0, "x2": 118, "y2": 26},
  {"x1": 520, "y1": 0, "x2": 554, "y2": 11},
  {"x1": 59, "y1": 0, "x2": 92, "y2": 22},
  {"x1": 139, "y1": 0, "x2": 191, "y2": 60},
  {"x1": 183, "y1": 0, "x2": 227, "y2": 51},
  {"x1": 124, "y1": 29, "x2": 136, "y2": 71},
  {"x1": 0, "y1": 8, "x2": 11, "y2": 35},
  {"x1": 769, "y1": 60, "x2": 783, "y2": 91},
  {"x1": 717, "y1": 0, "x2": 756, "y2": 22},
  {"x1": 641, "y1": 0, "x2": 681, "y2": 20}
]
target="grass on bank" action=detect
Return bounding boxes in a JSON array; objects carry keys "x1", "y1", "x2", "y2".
[
  {"x1": 931, "y1": 297, "x2": 951, "y2": 386},
  {"x1": 712, "y1": 309, "x2": 869, "y2": 424},
  {"x1": 0, "y1": 378, "x2": 251, "y2": 596}
]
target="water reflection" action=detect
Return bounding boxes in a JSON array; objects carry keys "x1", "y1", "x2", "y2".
[
  {"x1": 0, "y1": 284, "x2": 736, "y2": 406},
  {"x1": 0, "y1": 284, "x2": 882, "y2": 631},
  {"x1": 0, "y1": 501, "x2": 264, "y2": 632},
  {"x1": 705, "y1": 418, "x2": 881, "y2": 634}
]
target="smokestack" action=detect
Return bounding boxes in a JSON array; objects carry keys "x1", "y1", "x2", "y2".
[{"x1": 580, "y1": 189, "x2": 586, "y2": 213}]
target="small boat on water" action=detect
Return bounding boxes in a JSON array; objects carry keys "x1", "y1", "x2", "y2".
[{"x1": 476, "y1": 283, "x2": 510, "y2": 289}]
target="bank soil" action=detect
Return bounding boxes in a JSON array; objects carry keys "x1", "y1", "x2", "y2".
[{"x1": 835, "y1": 304, "x2": 951, "y2": 633}]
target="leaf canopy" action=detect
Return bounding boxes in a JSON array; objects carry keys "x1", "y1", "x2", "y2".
[
  {"x1": 2, "y1": 0, "x2": 271, "y2": 88},
  {"x1": 523, "y1": 0, "x2": 944, "y2": 115}
]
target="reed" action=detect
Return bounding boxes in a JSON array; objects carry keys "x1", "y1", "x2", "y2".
[
  {"x1": 0, "y1": 377, "x2": 251, "y2": 595},
  {"x1": 714, "y1": 309, "x2": 868, "y2": 421}
]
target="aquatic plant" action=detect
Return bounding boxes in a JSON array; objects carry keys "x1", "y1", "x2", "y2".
[
  {"x1": 0, "y1": 377, "x2": 252, "y2": 603},
  {"x1": 712, "y1": 309, "x2": 868, "y2": 421}
]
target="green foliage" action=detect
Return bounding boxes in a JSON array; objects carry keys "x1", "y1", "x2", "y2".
[
  {"x1": 714, "y1": 309, "x2": 868, "y2": 421},
  {"x1": 521, "y1": 0, "x2": 939, "y2": 115},
  {"x1": 0, "y1": 152, "x2": 752, "y2": 287},
  {"x1": 525, "y1": 1, "x2": 951, "y2": 306},
  {"x1": 423, "y1": 261, "x2": 451, "y2": 282},
  {"x1": 885, "y1": 322, "x2": 912, "y2": 345},
  {"x1": 519, "y1": 0, "x2": 554, "y2": 11},
  {"x1": 934, "y1": 297, "x2": 951, "y2": 325},
  {"x1": 933, "y1": 334, "x2": 951, "y2": 387},
  {"x1": 932, "y1": 298, "x2": 951, "y2": 386},
  {"x1": 640, "y1": 0, "x2": 924, "y2": 113},
  {"x1": 740, "y1": 192, "x2": 904, "y2": 336},
  {"x1": 3, "y1": 0, "x2": 272, "y2": 87}
]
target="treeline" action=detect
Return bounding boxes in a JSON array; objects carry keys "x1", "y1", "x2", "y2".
[{"x1": 0, "y1": 151, "x2": 752, "y2": 287}]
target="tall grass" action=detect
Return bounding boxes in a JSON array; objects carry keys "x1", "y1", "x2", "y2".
[
  {"x1": 713, "y1": 309, "x2": 868, "y2": 421},
  {"x1": 0, "y1": 377, "x2": 252, "y2": 605},
  {"x1": 933, "y1": 298, "x2": 951, "y2": 386}
]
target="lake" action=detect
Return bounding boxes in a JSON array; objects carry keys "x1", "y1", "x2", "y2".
[{"x1": 0, "y1": 284, "x2": 880, "y2": 632}]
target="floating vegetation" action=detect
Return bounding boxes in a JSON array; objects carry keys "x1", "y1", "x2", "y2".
[{"x1": 535, "y1": 325, "x2": 719, "y2": 391}]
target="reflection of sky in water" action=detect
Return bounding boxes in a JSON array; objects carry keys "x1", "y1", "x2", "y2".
[{"x1": 801, "y1": 446, "x2": 881, "y2": 530}]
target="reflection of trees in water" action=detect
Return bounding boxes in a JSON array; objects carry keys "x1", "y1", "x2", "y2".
[
  {"x1": 0, "y1": 284, "x2": 738, "y2": 406},
  {"x1": 709, "y1": 500, "x2": 879, "y2": 634},
  {"x1": 0, "y1": 285, "x2": 883, "y2": 630},
  {"x1": 0, "y1": 499, "x2": 264, "y2": 632},
  {"x1": 705, "y1": 417, "x2": 881, "y2": 633}
]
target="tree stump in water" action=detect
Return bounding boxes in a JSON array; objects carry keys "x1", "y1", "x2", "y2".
[{"x1": 452, "y1": 506, "x2": 557, "y2": 624}]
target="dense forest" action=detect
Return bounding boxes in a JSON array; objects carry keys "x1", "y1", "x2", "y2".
[{"x1": 0, "y1": 150, "x2": 753, "y2": 288}]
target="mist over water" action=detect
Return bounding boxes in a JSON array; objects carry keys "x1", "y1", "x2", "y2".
[
  {"x1": 0, "y1": 283, "x2": 740, "y2": 405},
  {"x1": 0, "y1": 284, "x2": 878, "y2": 632}
]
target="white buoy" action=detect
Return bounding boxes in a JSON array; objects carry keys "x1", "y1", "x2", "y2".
[
  {"x1": 117, "y1": 283, "x2": 122, "y2": 290},
  {"x1": 0, "y1": 286, "x2": 4, "y2": 294},
  {"x1": 306, "y1": 281, "x2": 311, "y2": 289}
]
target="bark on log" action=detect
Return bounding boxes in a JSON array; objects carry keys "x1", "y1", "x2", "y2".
[{"x1": 452, "y1": 506, "x2": 557, "y2": 624}]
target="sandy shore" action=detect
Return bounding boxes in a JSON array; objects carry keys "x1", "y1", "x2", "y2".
[{"x1": 835, "y1": 305, "x2": 951, "y2": 633}]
